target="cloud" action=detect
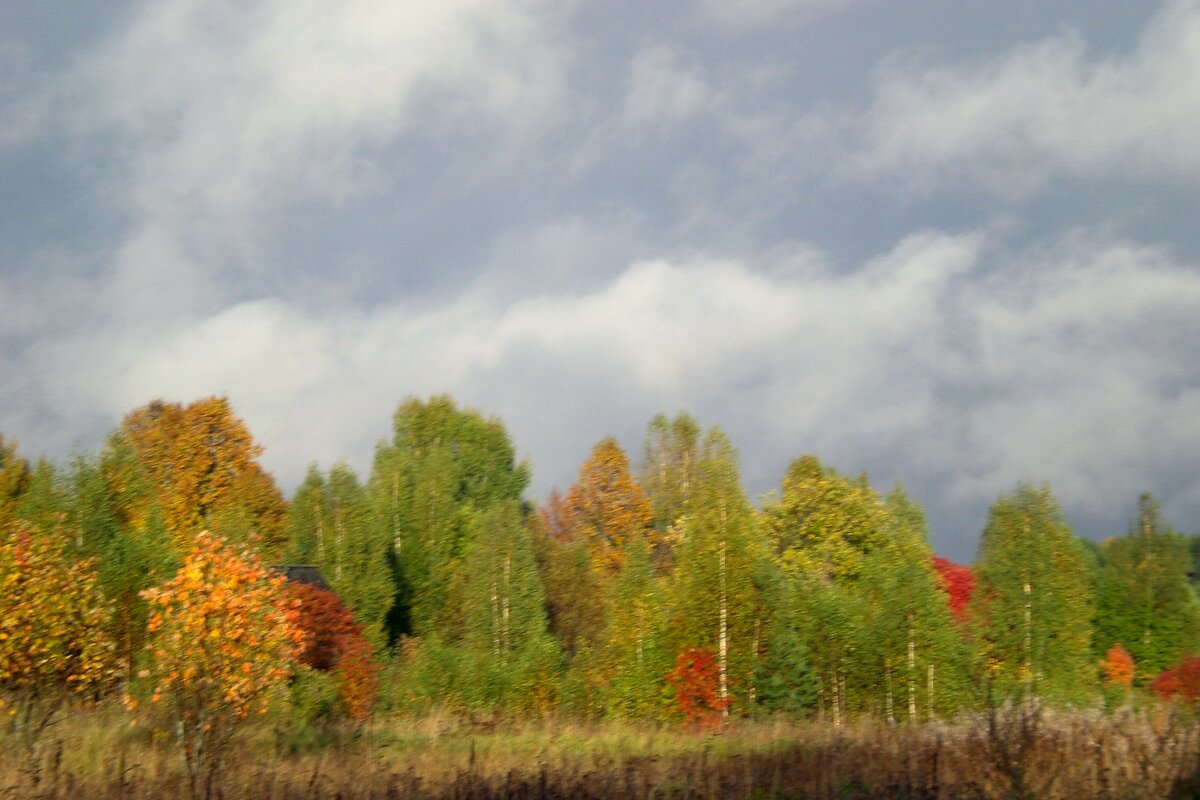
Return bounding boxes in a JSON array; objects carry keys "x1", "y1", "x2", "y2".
[
  {"x1": 47, "y1": 0, "x2": 572, "y2": 316},
  {"x1": 847, "y1": 0, "x2": 1200, "y2": 189},
  {"x1": 695, "y1": 0, "x2": 870, "y2": 30},
  {"x1": 11, "y1": 226, "x2": 1196, "y2": 557}
]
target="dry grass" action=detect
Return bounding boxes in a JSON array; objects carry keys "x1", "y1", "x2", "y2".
[{"x1": 2, "y1": 702, "x2": 1199, "y2": 799}]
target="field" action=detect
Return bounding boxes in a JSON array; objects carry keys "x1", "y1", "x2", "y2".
[{"x1": 3, "y1": 703, "x2": 1200, "y2": 799}]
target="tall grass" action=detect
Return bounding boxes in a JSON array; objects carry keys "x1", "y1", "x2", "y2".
[{"x1": 2, "y1": 701, "x2": 1199, "y2": 798}]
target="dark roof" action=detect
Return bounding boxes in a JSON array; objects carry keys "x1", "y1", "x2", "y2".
[{"x1": 274, "y1": 565, "x2": 332, "y2": 592}]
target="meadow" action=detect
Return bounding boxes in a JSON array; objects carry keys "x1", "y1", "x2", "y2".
[{"x1": 4, "y1": 702, "x2": 1200, "y2": 799}]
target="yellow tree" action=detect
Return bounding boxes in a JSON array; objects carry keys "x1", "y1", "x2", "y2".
[
  {"x1": 560, "y1": 437, "x2": 654, "y2": 573},
  {"x1": 0, "y1": 519, "x2": 117, "y2": 759},
  {"x1": 763, "y1": 454, "x2": 888, "y2": 582},
  {"x1": 137, "y1": 532, "x2": 304, "y2": 800},
  {"x1": 0, "y1": 435, "x2": 31, "y2": 522},
  {"x1": 121, "y1": 398, "x2": 287, "y2": 554}
]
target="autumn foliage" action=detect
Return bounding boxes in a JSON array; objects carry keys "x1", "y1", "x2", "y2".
[
  {"x1": 665, "y1": 647, "x2": 728, "y2": 729},
  {"x1": 0, "y1": 520, "x2": 117, "y2": 737},
  {"x1": 1149, "y1": 655, "x2": 1200, "y2": 704},
  {"x1": 932, "y1": 555, "x2": 975, "y2": 622},
  {"x1": 137, "y1": 532, "x2": 304, "y2": 797},
  {"x1": 288, "y1": 581, "x2": 378, "y2": 721},
  {"x1": 559, "y1": 438, "x2": 654, "y2": 571},
  {"x1": 121, "y1": 398, "x2": 288, "y2": 551},
  {"x1": 1102, "y1": 643, "x2": 1135, "y2": 689}
]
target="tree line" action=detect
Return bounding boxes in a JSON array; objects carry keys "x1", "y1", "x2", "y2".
[{"x1": 1, "y1": 393, "x2": 1198, "y2": 730}]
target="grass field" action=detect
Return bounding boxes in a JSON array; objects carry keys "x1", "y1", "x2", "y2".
[{"x1": 3, "y1": 702, "x2": 1200, "y2": 799}]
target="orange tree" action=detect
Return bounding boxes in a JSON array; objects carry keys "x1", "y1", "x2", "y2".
[
  {"x1": 0, "y1": 520, "x2": 117, "y2": 758},
  {"x1": 136, "y1": 532, "x2": 304, "y2": 800}
]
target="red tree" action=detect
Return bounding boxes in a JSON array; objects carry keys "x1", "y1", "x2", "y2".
[
  {"x1": 1150, "y1": 656, "x2": 1200, "y2": 704},
  {"x1": 932, "y1": 555, "x2": 975, "y2": 622},
  {"x1": 288, "y1": 582, "x2": 379, "y2": 722},
  {"x1": 665, "y1": 647, "x2": 728, "y2": 729}
]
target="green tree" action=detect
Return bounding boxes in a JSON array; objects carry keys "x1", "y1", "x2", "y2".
[
  {"x1": 368, "y1": 395, "x2": 529, "y2": 639},
  {"x1": 668, "y1": 429, "x2": 769, "y2": 717},
  {"x1": 597, "y1": 537, "x2": 671, "y2": 719},
  {"x1": 640, "y1": 413, "x2": 701, "y2": 539},
  {"x1": 855, "y1": 487, "x2": 972, "y2": 721},
  {"x1": 287, "y1": 463, "x2": 392, "y2": 647},
  {"x1": 455, "y1": 502, "x2": 558, "y2": 713},
  {"x1": 70, "y1": 447, "x2": 176, "y2": 682},
  {"x1": 1094, "y1": 494, "x2": 1200, "y2": 682},
  {"x1": 971, "y1": 484, "x2": 1095, "y2": 704}
]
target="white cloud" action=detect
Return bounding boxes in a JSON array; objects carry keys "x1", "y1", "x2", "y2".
[{"x1": 848, "y1": 0, "x2": 1200, "y2": 188}]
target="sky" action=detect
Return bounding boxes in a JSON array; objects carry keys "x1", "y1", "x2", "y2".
[{"x1": 2, "y1": 0, "x2": 1199, "y2": 561}]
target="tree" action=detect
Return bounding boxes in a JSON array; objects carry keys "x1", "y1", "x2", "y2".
[
  {"x1": 666, "y1": 647, "x2": 727, "y2": 729},
  {"x1": 1150, "y1": 655, "x2": 1200, "y2": 705},
  {"x1": 763, "y1": 455, "x2": 888, "y2": 582},
  {"x1": 70, "y1": 447, "x2": 176, "y2": 682},
  {"x1": 288, "y1": 581, "x2": 378, "y2": 722},
  {"x1": 1094, "y1": 494, "x2": 1200, "y2": 681},
  {"x1": 0, "y1": 519, "x2": 117, "y2": 760},
  {"x1": 137, "y1": 532, "x2": 304, "y2": 800},
  {"x1": 286, "y1": 464, "x2": 392, "y2": 647},
  {"x1": 368, "y1": 395, "x2": 529, "y2": 639},
  {"x1": 932, "y1": 555, "x2": 975, "y2": 624},
  {"x1": 459, "y1": 504, "x2": 556, "y2": 690},
  {"x1": 597, "y1": 537, "x2": 671, "y2": 719},
  {"x1": 0, "y1": 435, "x2": 31, "y2": 522},
  {"x1": 1102, "y1": 644, "x2": 1135, "y2": 690},
  {"x1": 668, "y1": 429, "x2": 768, "y2": 717},
  {"x1": 971, "y1": 485, "x2": 1095, "y2": 704},
  {"x1": 855, "y1": 488, "x2": 973, "y2": 721},
  {"x1": 559, "y1": 438, "x2": 654, "y2": 573},
  {"x1": 120, "y1": 398, "x2": 288, "y2": 555},
  {"x1": 640, "y1": 413, "x2": 701, "y2": 539}
]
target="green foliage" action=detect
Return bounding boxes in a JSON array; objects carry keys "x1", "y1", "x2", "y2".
[
  {"x1": 640, "y1": 413, "x2": 701, "y2": 537},
  {"x1": 369, "y1": 395, "x2": 530, "y2": 639},
  {"x1": 754, "y1": 620, "x2": 818, "y2": 718},
  {"x1": 668, "y1": 429, "x2": 770, "y2": 715},
  {"x1": 1093, "y1": 494, "x2": 1200, "y2": 682},
  {"x1": 286, "y1": 463, "x2": 392, "y2": 647},
  {"x1": 853, "y1": 487, "x2": 973, "y2": 719},
  {"x1": 971, "y1": 484, "x2": 1096, "y2": 705}
]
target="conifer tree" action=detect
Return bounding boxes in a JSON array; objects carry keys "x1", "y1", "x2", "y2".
[{"x1": 971, "y1": 484, "x2": 1095, "y2": 704}]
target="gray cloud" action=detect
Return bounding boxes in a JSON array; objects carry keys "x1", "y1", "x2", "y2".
[{"x1": 2, "y1": 0, "x2": 1199, "y2": 561}]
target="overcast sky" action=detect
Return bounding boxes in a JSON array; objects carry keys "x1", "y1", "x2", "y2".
[{"x1": 3, "y1": 0, "x2": 1199, "y2": 560}]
